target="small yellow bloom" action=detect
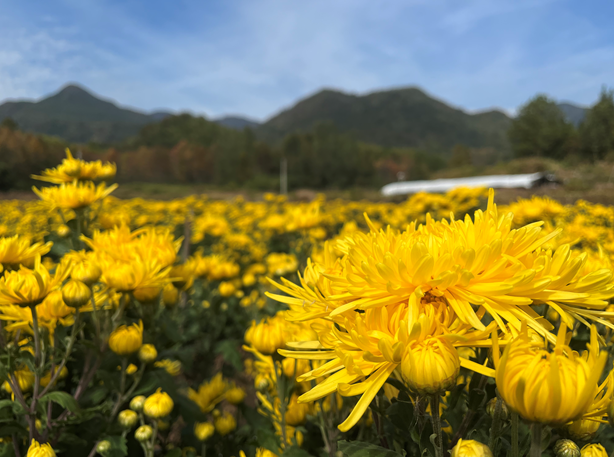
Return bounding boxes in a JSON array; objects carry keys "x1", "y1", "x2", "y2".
[
  {"x1": 0, "y1": 235, "x2": 51, "y2": 271},
  {"x1": 244, "y1": 318, "x2": 286, "y2": 355},
  {"x1": 218, "y1": 281, "x2": 236, "y2": 297},
  {"x1": 135, "y1": 425, "x2": 153, "y2": 442},
  {"x1": 118, "y1": 409, "x2": 139, "y2": 428},
  {"x1": 70, "y1": 260, "x2": 101, "y2": 286},
  {"x1": 139, "y1": 344, "x2": 158, "y2": 364},
  {"x1": 143, "y1": 388, "x2": 174, "y2": 418},
  {"x1": 214, "y1": 412, "x2": 236, "y2": 436},
  {"x1": 0, "y1": 256, "x2": 70, "y2": 307},
  {"x1": 109, "y1": 321, "x2": 143, "y2": 356},
  {"x1": 61, "y1": 280, "x2": 91, "y2": 308},
  {"x1": 162, "y1": 284, "x2": 179, "y2": 307},
  {"x1": 450, "y1": 439, "x2": 492, "y2": 457},
  {"x1": 26, "y1": 440, "x2": 56, "y2": 457},
  {"x1": 256, "y1": 449, "x2": 279, "y2": 457},
  {"x1": 580, "y1": 444, "x2": 607, "y2": 457},
  {"x1": 225, "y1": 387, "x2": 246, "y2": 405},
  {"x1": 155, "y1": 359, "x2": 181, "y2": 376},
  {"x1": 40, "y1": 366, "x2": 68, "y2": 388},
  {"x1": 194, "y1": 422, "x2": 215, "y2": 441}
]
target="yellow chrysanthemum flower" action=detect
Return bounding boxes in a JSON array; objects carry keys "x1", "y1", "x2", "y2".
[
  {"x1": 33, "y1": 181, "x2": 117, "y2": 210},
  {"x1": 0, "y1": 256, "x2": 70, "y2": 307},
  {"x1": 495, "y1": 322, "x2": 607, "y2": 425},
  {"x1": 32, "y1": 148, "x2": 116, "y2": 184},
  {"x1": 109, "y1": 321, "x2": 143, "y2": 356},
  {"x1": 26, "y1": 439, "x2": 56, "y2": 457},
  {"x1": 0, "y1": 235, "x2": 52, "y2": 271}
]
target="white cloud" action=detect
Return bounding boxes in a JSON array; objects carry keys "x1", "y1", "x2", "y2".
[{"x1": 0, "y1": 0, "x2": 612, "y2": 120}]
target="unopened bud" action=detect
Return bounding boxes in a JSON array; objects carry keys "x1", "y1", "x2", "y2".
[
  {"x1": 135, "y1": 425, "x2": 153, "y2": 442},
  {"x1": 554, "y1": 439, "x2": 580, "y2": 457}
]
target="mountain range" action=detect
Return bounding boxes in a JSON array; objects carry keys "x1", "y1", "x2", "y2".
[{"x1": 0, "y1": 83, "x2": 588, "y2": 151}]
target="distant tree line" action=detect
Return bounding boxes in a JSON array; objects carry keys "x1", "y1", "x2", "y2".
[{"x1": 509, "y1": 88, "x2": 614, "y2": 161}]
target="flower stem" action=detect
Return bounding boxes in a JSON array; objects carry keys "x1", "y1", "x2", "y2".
[
  {"x1": 430, "y1": 395, "x2": 444, "y2": 457},
  {"x1": 272, "y1": 359, "x2": 288, "y2": 449},
  {"x1": 29, "y1": 304, "x2": 42, "y2": 443},
  {"x1": 201, "y1": 443, "x2": 206, "y2": 457},
  {"x1": 511, "y1": 412, "x2": 519, "y2": 457},
  {"x1": 530, "y1": 423, "x2": 542, "y2": 457},
  {"x1": 488, "y1": 397, "x2": 504, "y2": 454}
]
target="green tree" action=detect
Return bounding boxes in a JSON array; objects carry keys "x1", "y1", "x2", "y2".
[
  {"x1": 449, "y1": 144, "x2": 472, "y2": 167},
  {"x1": 508, "y1": 94, "x2": 573, "y2": 159},
  {"x1": 1, "y1": 117, "x2": 18, "y2": 131},
  {"x1": 579, "y1": 88, "x2": 614, "y2": 161}
]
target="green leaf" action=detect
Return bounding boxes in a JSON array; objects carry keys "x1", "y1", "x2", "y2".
[
  {"x1": 99, "y1": 435, "x2": 128, "y2": 457},
  {"x1": 40, "y1": 391, "x2": 80, "y2": 413},
  {"x1": 214, "y1": 340, "x2": 242, "y2": 371},
  {"x1": 338, "y1": 441, "x2": 404, "y2": 457},
  {"x1": 164, "y1": 450, "x2": 182, "y2": 457},
  {"x1": 282, "y1": 447, "x2": 312, "y2": 457}
]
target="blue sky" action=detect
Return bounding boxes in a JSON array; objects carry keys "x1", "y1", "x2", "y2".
[{"x1": 0, "y1": 0, "x2": 613, "y2": 120}]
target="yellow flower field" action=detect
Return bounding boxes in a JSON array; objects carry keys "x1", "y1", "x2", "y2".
[{"x1": 1, "y1": 150, "x2": 614, "y2": 457}]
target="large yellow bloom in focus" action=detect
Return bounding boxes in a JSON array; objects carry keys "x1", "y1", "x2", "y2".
[
  {"x1": 33, "y1": 181, "x2": 117, "y2": 210},
  {"x1": 270, "y1": 190, "x2": 614, "y2": 341},
  {"x1": 0, "y1": 235, "x2": 52, "y2": 271},
  {"x1": 495, "y1": 321, "x2": 607, "y2": 425},
  {"x1": 0, "y1": 256, "x2": 70, "y2": 307}
]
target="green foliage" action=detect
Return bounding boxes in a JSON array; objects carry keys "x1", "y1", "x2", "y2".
[
  {"x1": 508, "y1": 94, "x2": 574, "y2": 159},
  {"x1": 260, "y1": 88, "x2": 512, "y2": 155},
  {"x1": 579, "y1": 88, "x2": 614, "y2": 161},
  {"x1": 338, "y1": 441, "x2": 404, "y2": 456}
]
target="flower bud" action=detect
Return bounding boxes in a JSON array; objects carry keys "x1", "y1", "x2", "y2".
[
  {"x1": 450, "y1": 439, "x2": 492, "y2": 457},
  {"x1": 244, "y1": 318, "x2": 286, "y2": 355},
  {"x1": 254, "y1": 374, "x2": 269, "y2": 392},
  {"x1": 401, "y1": 337, "x2": 460, "y2": 394},
  {"x1": 61, "y1": 280, "x2": 91, "y2": 308},
  {"x1": 285, "y1": 397, "x2": 309, "y2": 427},
  {"x1": 135, "y1": 425, "x2": 153, "y2": 442},
  {"x1": 194, "y1": 422, "x2": 215, "y2": 442},
  {"x1": 109, "y1": 321, "x2": 143, "y2": 356},
  {"x1": 486, "y1": 398, "x2": 509, "y2": 422},
  {"x1": 214, "y1": 412, "x2": 236, "y2": 436},
  {"x1": 138, "y1": 344, "x2": 158, "y2": 364},
  {"x1": 26, "y1": 440, "x2": 56, "y2": 457},
  {"x1": 118, "y1": 409, "x2": 138, "y2": 429},
  {"x1": 56, "y1": 225, "x2": 71, "y2": 238},
  {"x1": 96, "y1": 440, "x2": 111, "y2": 454},
  {"x1": 130, "y1": 395, "x2": 146, "y2": 412},
  {"x1": 218, "y1": 281, "x2": 236, "y2": 297},
  {"x1": 567, "y1": 419, "x2": 600, "y2": 442},
  {"x1": 71, "y1": 261, "x2": 101, "y2": 286},
  {"x1": 225, "y1": 387, "x2": 246, "y2": 405},
  {"x1": 580, "y1": 444, "x2": 607, "y2": 457},
  {"x1": 162, "y1": 284, "x2": 179, "y2": 308},
  {"x1": 143, "y1": 388, "x2": 174, "y2": 418},
  {"x1": 554, "y1": 440, "x2": 581, "y2": 457}
]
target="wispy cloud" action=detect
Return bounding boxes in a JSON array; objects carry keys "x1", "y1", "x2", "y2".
[{"x1": 0, "y1": 0, "x2": 612, "y2": 120}]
